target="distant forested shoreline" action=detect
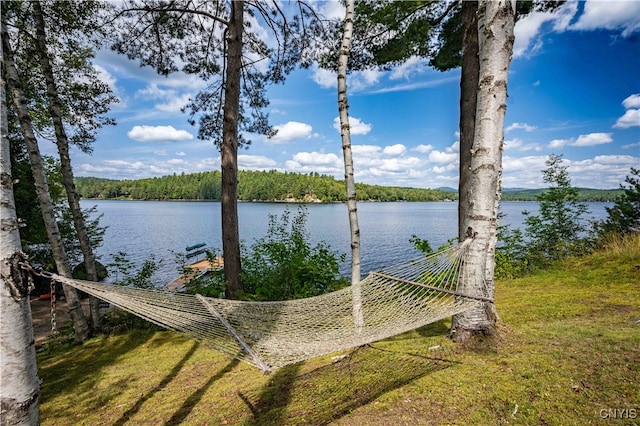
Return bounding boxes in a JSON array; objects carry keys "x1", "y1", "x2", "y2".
[
  {"x1": 75, "y1": 170, "x2": 456, "y2": 202},
  {"x1": 75, "y1": 170, "x2": 622, "y2": 203}
]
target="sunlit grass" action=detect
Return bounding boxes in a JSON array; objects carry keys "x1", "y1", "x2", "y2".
[{"x1": 37, "y1": 234, "x2": 640, "y2": 425}]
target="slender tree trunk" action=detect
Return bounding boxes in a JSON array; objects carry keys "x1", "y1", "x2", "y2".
[
  {"x1": 0, "y1": 23, "x2": 41, "y2": 424},
  {"x1": 32, "y1": 0, "x2": 102, "y2": 329},
  {"x1": 221, "y1": 0, "x2": 243, "y2": 299},
  {"x1": 452, "y1": 0, "x2": 515, "y2": 342},
  {"x1": 458, "y1": 0, "x2": 479, "y2": 243},
  {"x1": 337, "y1": 0, "x2": 363, "y2": 329},
  {"x1": 2, "y1": 19, "x2": 90, "y2": 343}
]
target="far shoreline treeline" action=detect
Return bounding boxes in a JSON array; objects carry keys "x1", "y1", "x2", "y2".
[{"x1": 75, "y1": 170, "x2": 622, "y2": 203}]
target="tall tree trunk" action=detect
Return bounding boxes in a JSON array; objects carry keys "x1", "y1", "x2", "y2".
[
  {"x1": 221, "y1": 0, "x2": 243, "y2": 299},
  {"x1": 32, "y1": 0, "x2": 102, "y2": 329},
  {"x1": 0, "y1": 23, "x2": 41, "y2": 424},
  {"x1": 337, "y1": 0, "x2": 363, "y2": 329},
  {"x1": 2, "y1": 19, "x2": 90, "y2": 343},
  {"x1": 458, "y1": 0, "x2": 479, "y2": 243},
  {"x1": 452, "y1": 0, "x2": 515, "y2": 342}
]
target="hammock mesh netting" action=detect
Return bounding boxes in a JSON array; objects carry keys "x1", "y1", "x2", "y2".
[{"x1": 49, "y1": 243, "x2": 486, "y2": 373}]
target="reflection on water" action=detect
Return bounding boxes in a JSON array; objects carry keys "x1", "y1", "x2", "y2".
[{"x1": 82, "y1": 200, "x2": 611, "y2": 285}]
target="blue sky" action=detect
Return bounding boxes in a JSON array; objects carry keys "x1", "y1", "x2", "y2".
[{"x1": 59, "y1": 1, "x2": 639, "y2": 189}]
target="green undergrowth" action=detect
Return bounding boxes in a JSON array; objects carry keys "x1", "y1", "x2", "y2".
[{"x1": 37, "y1": 235, "x2": 640, "y2": 425}]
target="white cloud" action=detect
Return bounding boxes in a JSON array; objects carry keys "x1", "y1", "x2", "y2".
[
  {"x1": 350, "y1": 69, "x2": 384, "y2": 91},
  {"x1": 127, "y1": 125, "x2": 194, "y2": 142},
  {"x1": 238, "y1": 155, "x2": 278, "y2": 169},
  {"x1": 549, "y1": 138, "x2": 569, "y2": 149},
  {"x1": 614, "y1": 109, "x2": 640, "y2": 129},
  {"x1": 367, "y1": 76, "x2": 459, "y2": 95},
  {"x1": 513, "y1": 2, "x2": 578, "y2": 58},
  {"x1": 506, "y1": 122, "x2": 537, "y2": 132},
  {"x1": 548, "y1": 132, "x2": 613, "y2": 148},
  {"x1": 352, "y1": 144, "x2": 382, "y2": 156},
  {"x1": 176, "y1": 151, "x2": 186, "y2": 156},
  {"x1": 269, "y1": 121, "x2": 314, "y2": 144},
  {"x1": 389, "y1": 56, "x2": 428, "y2": 80},
  {"x1": 567, "y1": 155, "x2": 640, "y2": 188},
  {"x1": 292, "y1": 152, "x2": 341, "y2": 166},
  {"x1": 93, "y1": 64, "x2": 117, "y2": 89},
  {"x1": 622, "y1": 141, "x2": 640, "y2": 149},
  {"x1": 504, "y1": 138, "x2": 542, "y2": 152},
  {"x1": 75, "y1": 156, "x2": 220, "y2": 179},
  {"x1": 383, "y1": 144, "x2": 407, "y2": 157},
  {"x1": 311, "y1": 64, "x2": 383, "y2": 92},
  {"x1": 155, "y1": 93, "x2": 191, "y2": 113},
  {"x1": 316, "y1": 0, "x2": 345, "y2": 20},
  {"x1": 413, "y1": 144, "x2": 433, "y2": 154},
  {"x1": 502, "y1": 155, "x2": 549, "y2": 187},
  {"x1": 569, "y1": 1, "x2": 640, "y2": 37},
  {"x1": 614, "y1": 94, "x2": 640, "y2": 129},
  {"x1": 573, "y1": 132, "x2": 613, "y2": 147},
  {"x1": 428, "y1": 150, "x2": 458, "y2": 165},
  {"x1": 622, "y1": 94, "x2": 640, "y2": 109},
  {"x1": 333, "y1": 116, "x2": 372, "y2": 135},
  {"x1": 285, "y1": 151, "x2": 342, "y2": 174},
  {"x1": 135, "y1": 83, "x2": 192, "y2": 113},
  {"x1": 311, "y1": 65, "x2": 336, "y2": 89},
  {"x1": 136, "y1": 84, "x2": 167, "y2": 100}
]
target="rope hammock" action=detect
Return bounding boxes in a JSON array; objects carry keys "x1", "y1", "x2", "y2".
[{"x1": 44, "y1": 242, "x2": 488, "y2": 374}]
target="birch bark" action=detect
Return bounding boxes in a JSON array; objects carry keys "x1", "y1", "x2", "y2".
[
  {"x1": 452, "y1": 0, "x2": 515, "y2": 342},
  {"x1": 0, "y1": 20, "x2": 41, "y2": 422},
  {"x1": 337, "y1": 0, "x2": 363, "y2": 329}
]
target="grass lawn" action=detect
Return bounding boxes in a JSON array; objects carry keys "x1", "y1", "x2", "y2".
[{"x1": 37, "y1": 235, "x2": 639, "y2": 425}]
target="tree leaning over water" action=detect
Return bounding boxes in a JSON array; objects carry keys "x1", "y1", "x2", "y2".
[{"x1": 110, "y1": 0, "x2": 318, "y2": 298}]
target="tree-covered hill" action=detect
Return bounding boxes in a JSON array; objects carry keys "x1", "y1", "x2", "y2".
[
  {"x1": 501, "y1": 187, "x2": 623, "y2": 202},
  {"x1": 75, "y1": 171, "x2": 623, "y2": 203},
  {"x1": 75, "y1": 170, "x2": 457, "y2": 202}
]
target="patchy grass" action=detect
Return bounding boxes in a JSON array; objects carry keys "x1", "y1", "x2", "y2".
[{"x1": 37, "y1": 234, "x2": 640, "y2": 425}]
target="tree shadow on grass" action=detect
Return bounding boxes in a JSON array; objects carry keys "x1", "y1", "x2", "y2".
[
  {"x1": 164, "y1": 358, "x2": 240, "y2": 426},
  {"x1": 239, "y1": 363, "x2": 303, "y2": 425},
  {"x1": 113, "y1": 340, "x2": 200, "y2": 426},
  {"x1": 238, "y1": 321, "x2": 459, "y2": 425},
  {"x1": 38, "y1": 331, "x2": 156, "y2": 400}
]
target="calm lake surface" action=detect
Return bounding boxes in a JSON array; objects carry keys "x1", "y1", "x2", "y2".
[{"x1": 82, "y1": 200, "x2": 612, "y2": 285}]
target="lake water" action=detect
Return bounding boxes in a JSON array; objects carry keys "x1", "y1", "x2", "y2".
[{"x1": 82, "y1": 200, "x2": 612, "y2": 285}]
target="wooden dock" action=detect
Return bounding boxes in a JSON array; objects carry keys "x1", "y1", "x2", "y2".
[{"x1": 165, "y1": 257, "x2": 223, "y2": 291}]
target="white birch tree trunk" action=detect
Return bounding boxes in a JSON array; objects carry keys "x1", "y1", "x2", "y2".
[
  {"x1": 337, "y1": 0, "x2": 363, "y2": 330},
  {"x1": 0, "y1": 24, "x2": 41, "y2": 423},
  {"x1": 452, "y1": 0, "x2": 515, "y2": 342}
]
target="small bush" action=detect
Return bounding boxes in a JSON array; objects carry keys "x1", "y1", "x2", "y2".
[
  {"x1": 241, "y1": 206, "x2": 347, "y2": 301},
  {"x1": 594, "y1": 167, "x2": 640, "y2": 240},
  {"x1": 106, "y1": 251, "x2": 161, "y2": 289}
]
